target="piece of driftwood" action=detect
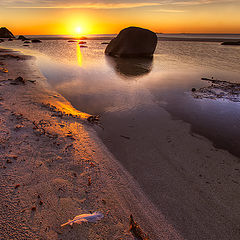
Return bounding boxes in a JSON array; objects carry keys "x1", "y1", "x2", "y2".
[{"x1": 129, "y1": 214, "x2": 149, "y2": 240}]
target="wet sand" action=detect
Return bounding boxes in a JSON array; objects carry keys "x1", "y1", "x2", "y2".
[
  {"x1": 0, "y1": 48, "x2": 183, "y2": 239},
  {"x1": 96, "y1": 97, "x2": 240, "y2": 239}
]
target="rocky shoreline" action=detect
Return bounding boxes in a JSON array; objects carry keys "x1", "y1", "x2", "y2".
[{"x1": 192, "y1": 77, "x2": 240, "y2": 102}]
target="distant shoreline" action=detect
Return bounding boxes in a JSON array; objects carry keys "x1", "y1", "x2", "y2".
[{"x1": 2, "y1": 33, "x2": 239, "y2": 42}]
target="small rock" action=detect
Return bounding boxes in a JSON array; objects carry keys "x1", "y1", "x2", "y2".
[
  {"x1": 15, "y1": 76, "x2": 26, "y2": 84},
  {"x1": 31, "y1": 39, "x2": 42, "y2": 43},
  {"x1": 14, "y1": 184, "x2": 20, "y2": 189},
  {"x1": 31, "y1": 206, "x2": 36, "y2": 211}
]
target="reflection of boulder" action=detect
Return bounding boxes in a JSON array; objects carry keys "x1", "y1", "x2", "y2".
[
  {"x1": 0, "y1": 27, "x2": 15, "y2": 38},
  {"x1": 105, "y1": 26, "x2": 157, "y2": 58},
  {"x1": 106, "y1": 56, "x2": 153, "y2": 78}
]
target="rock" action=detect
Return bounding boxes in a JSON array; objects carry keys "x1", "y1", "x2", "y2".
[
  {"x1": 31, "y1": 206, "x2": 36, "y2": 211},
  {"x1": 78, "y1": 41, "x2": 86, "y2": 44},
  {"x1": 105, "y1": 26, "x2": 157, "y2": 58},
  {"x1": 31, "y1": 39, "x2": 42, "y2": 43},
  {"x1": 8, "y1": 38, "x2": 13, "y2": 41},
  {"x1": 17, "y1": 35, "x2": 29, "y2": 41},
  {"x1": 15, "y1": 76, "x2": 26, "y2": 84},
  {"x1": 0, "y1": 27, "x2": 15, "y2": 38},
  {"x1": 221, "y1": 41, "x2": 240, "y2": 46},
  {"x1": 68, "y1": 40, "x2": 77, "y2": 42},
  {"x1": 24, "y1": 41, "x2": 31, "y2": 43},
  {"x1": 101, "y1": 42, "x2": 109, "y2": 45}
]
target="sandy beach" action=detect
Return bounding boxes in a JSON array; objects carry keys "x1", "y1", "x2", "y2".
[
  {"x1": 0, "y1": 48, "x2": 185, "y2": 239},
  {"x1": 1, "y1": 0, "x2": 240, "y2": 238},
  {"x1": 1, "y1": 46, "x2": 240, "y2": 240}
]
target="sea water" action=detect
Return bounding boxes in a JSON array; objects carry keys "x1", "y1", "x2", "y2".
[{"x1": 2, "y1": 36, "x2": 240, "y2": 157}]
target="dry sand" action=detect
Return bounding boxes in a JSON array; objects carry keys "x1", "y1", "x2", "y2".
[{"x1": 0, "y1": 49, "x2": 183, "y2": 239}]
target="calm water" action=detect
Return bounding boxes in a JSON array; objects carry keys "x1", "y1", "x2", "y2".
[{"x1": 2, "y1": 38, "x2": 240, "y2": 157}]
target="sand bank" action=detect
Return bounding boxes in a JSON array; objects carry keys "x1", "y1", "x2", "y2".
[{"x1": 0, "y1": 48, "x2": 183, "y2": 239}]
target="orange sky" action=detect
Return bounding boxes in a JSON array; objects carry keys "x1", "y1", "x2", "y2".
[{"x1": 0, "y1": 1, "x2": 240, "y2": 35}]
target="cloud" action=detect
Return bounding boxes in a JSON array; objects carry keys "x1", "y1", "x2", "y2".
[
  {"x1": 1, "y1": 0, "x2": 236, "y2": 9},
  {"x1": 151, "y1": 9, "x2": 186, "y2": 13},
  {"x1": 2, "y1": 1, "x2": 163, "y2": 9}
]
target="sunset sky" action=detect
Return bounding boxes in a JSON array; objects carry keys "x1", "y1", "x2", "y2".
[{"x1": 0, "y1": 0, "x2": 240, "y2": 35}]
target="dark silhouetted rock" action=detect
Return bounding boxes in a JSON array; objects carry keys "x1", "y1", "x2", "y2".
[
  {"x1": 18, "y1": 35, "x2": 29, "y2": 41},
  {"x1": 24, "y1": 41, "x2": 31, "y2": 43},
  {"x1": 80, "y1": 45, "x2": 88, "y2": 48},
  {"x1": 101, "y1": 42, "x2": 109, "y2": 45},
  {"x1": 68, "y1": 40, "x2": 77, "y2": 42},
  {"x1": 8, "y1": 38, "x2": 13, "y2": 41},
  {"x1": 0, "y1": 27, "x2": 15, "y2": 38},
  {"x1": 221, "y1": 41, "x2": 240, "y2": 46},
  {"x1": 15, "y1": 76, "x2": 26, "y2": 84},
  {"x1": 78, "y1": 41, "x2": 87, "y2": 44},
  {"x1": 31, "y1": 39, "x2": 42, "y2": 43},
  {"x1": 105, "y1": 27, "x2": 157, "y2": 58}
]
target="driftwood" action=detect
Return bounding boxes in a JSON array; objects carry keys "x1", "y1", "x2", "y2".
[{"x1": 129, "y1": 214, "x2": 149, "y2": 240}]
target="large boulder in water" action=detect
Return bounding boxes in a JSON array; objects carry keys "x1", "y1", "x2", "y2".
[
  {"x1": 105, "y1": 27, "x2": 157, "y2": 58},
  {"x1": 0, "y1": 27, "x2": 15, "y2": 38}
]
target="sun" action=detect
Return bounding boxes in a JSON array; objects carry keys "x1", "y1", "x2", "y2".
[{"x1": 75, "y1": 26, "x2": 82, "y2": 34}]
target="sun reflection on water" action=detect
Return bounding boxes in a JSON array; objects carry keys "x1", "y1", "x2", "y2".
[{"x1": 77, "y1": 45, "x2": 82, "y2": 66}]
